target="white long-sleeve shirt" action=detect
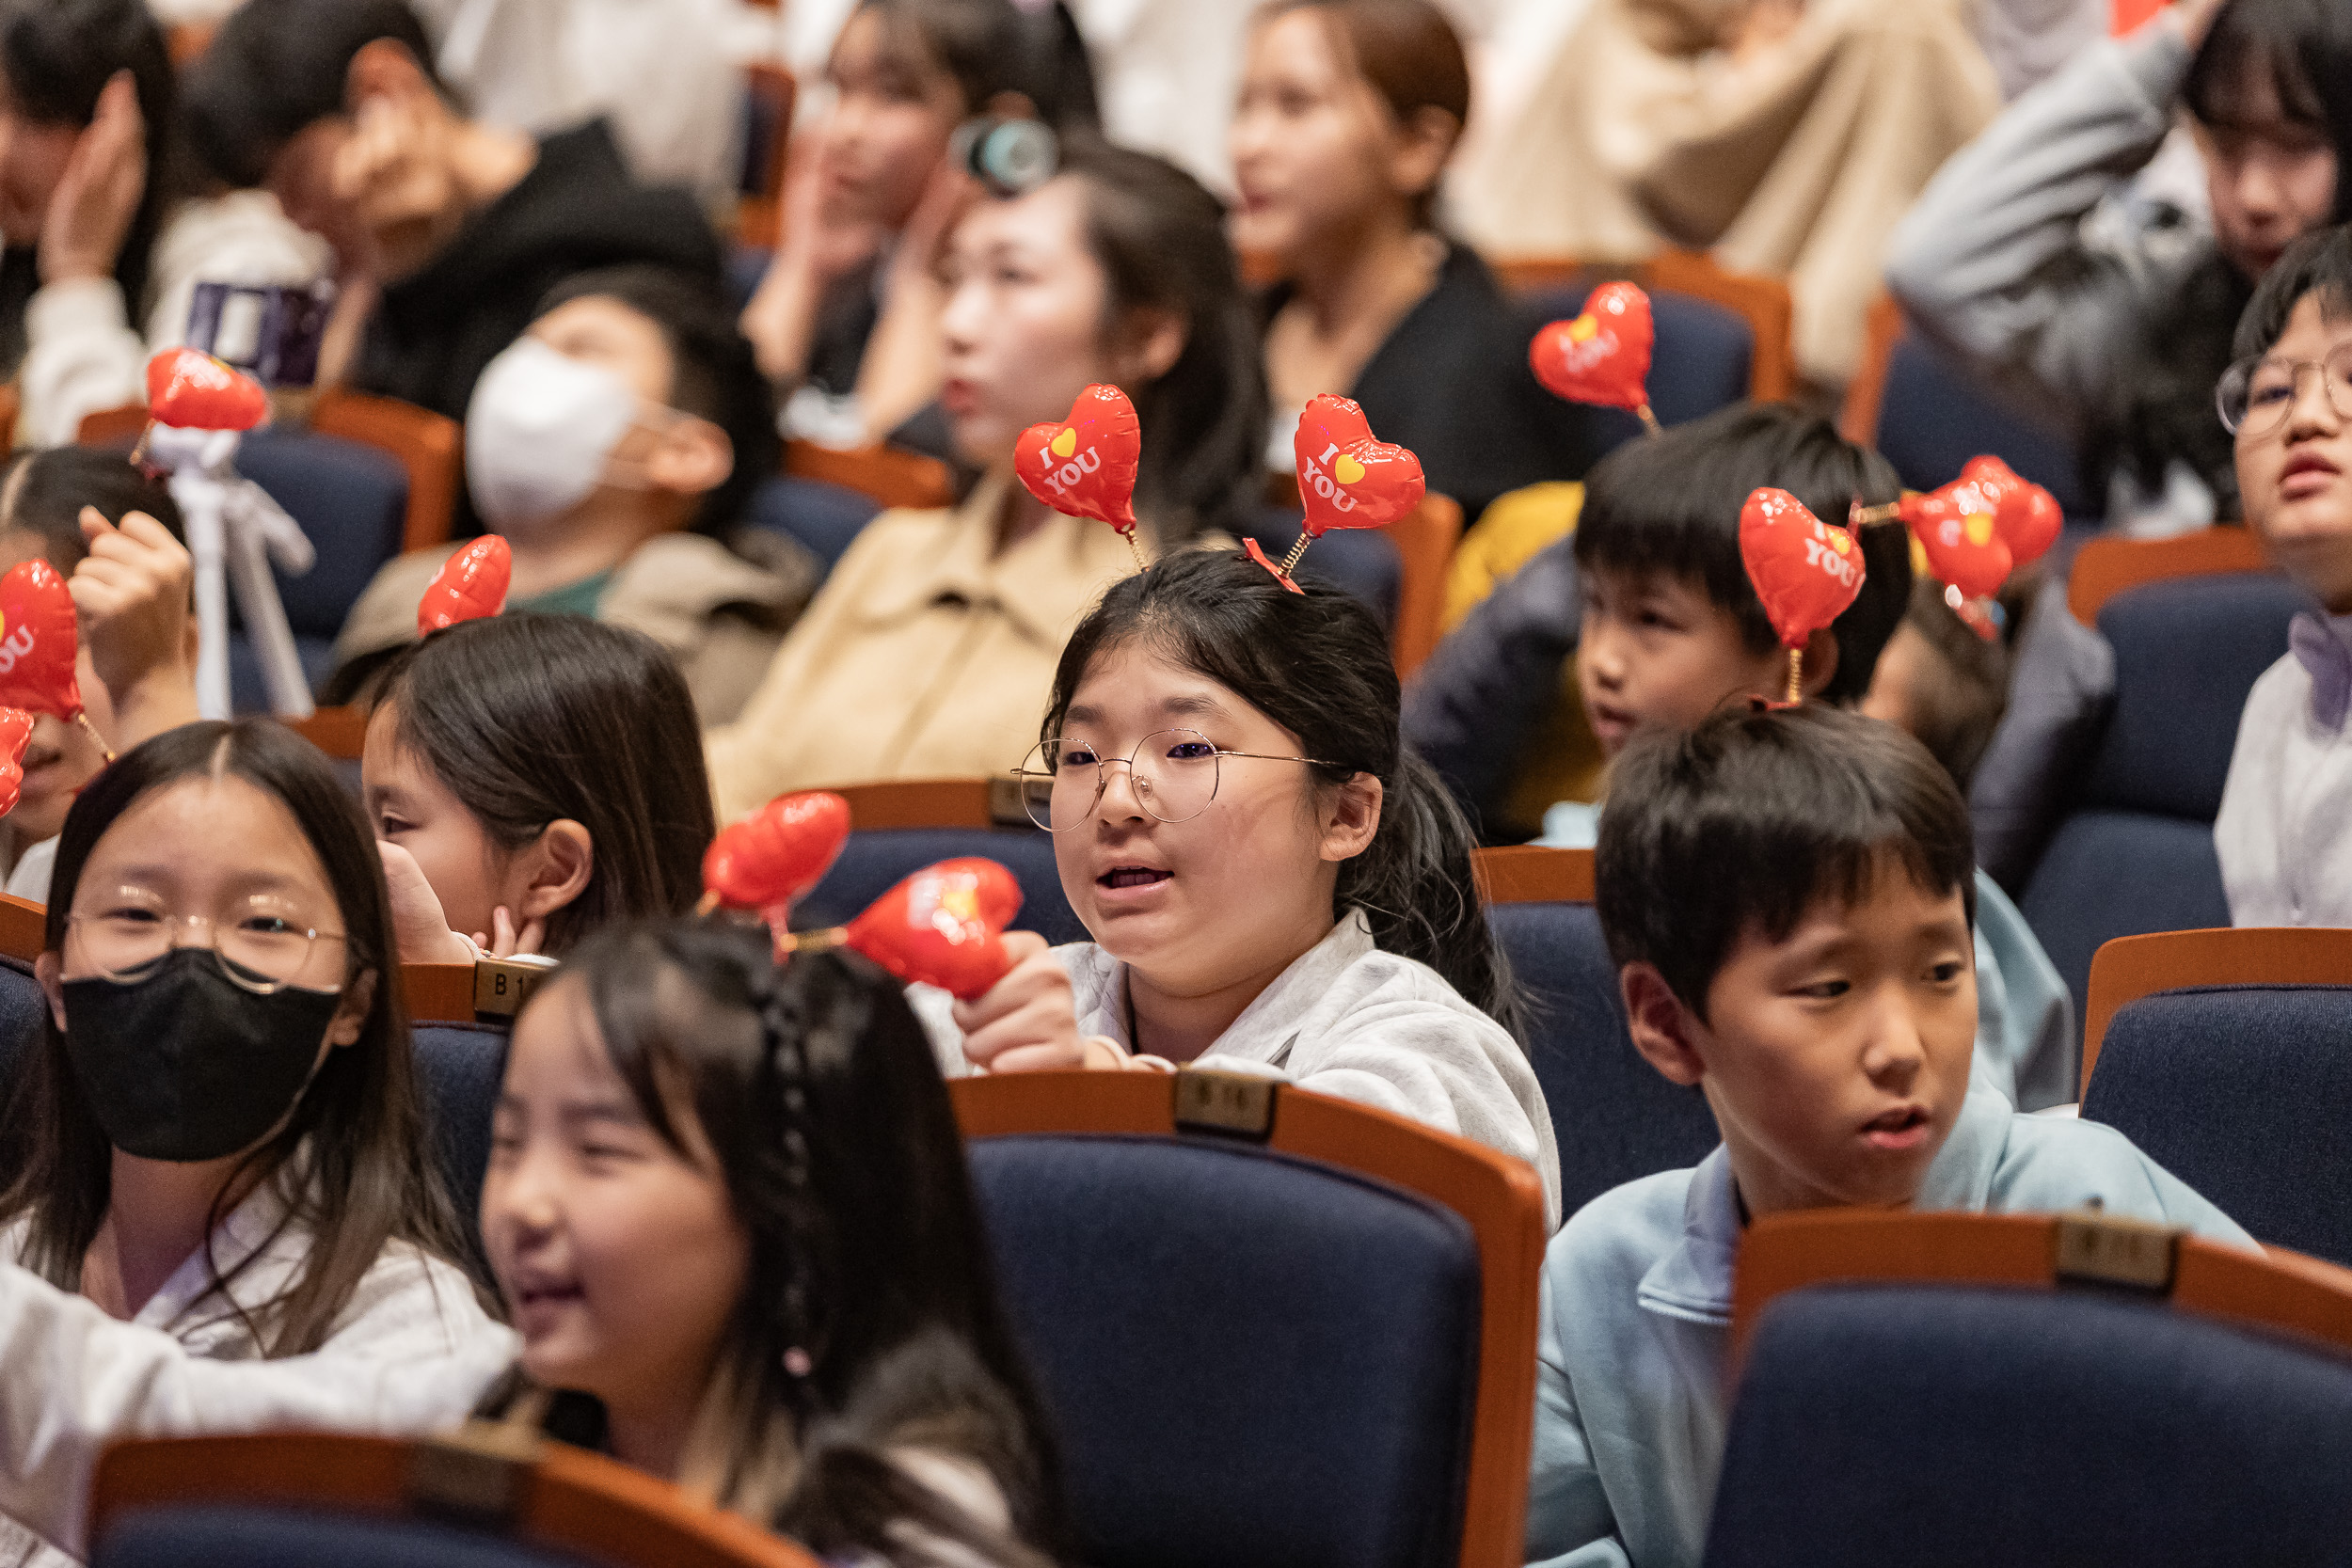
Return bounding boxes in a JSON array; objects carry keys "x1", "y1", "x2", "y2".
[
  {"x1": 0, "y1": 1180, "x2": 515, "y2": 1565},
  {"x1": 18, "y1": 191, "x2": 328, "y2": 450},
  {"x1": 913, "y1": 908, "x2": 1564, "y2": 1230}
]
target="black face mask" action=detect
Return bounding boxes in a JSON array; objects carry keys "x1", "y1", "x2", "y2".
[{"x1": 62, "y1": 948, "x2": 346, "y2": 1164}]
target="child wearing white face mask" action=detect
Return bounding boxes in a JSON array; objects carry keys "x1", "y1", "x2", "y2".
[{"x1": 325, "y1": 266, "x2": 816, "y2": 725}]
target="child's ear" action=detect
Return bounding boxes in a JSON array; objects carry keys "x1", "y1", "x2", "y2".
[
  {"x1": 1800, "y1": 626, "x2": 1840, "y2": 697},
  {"x1": 326, "y1": 969, "x2": 376, "y2": 1048},
  {"x1": 35, "y1": 950, "x2": 63, "y2": 1032},
  {"x1": 645, "y1": 417, "x2": 734, "y2": 499},
  {"x1": 515, "y1": 819, "x2": 595, "y2": 923},
  {"x1": 1316, "y1": 771, "x2": 1383, "y2": 863},
  {"x1": 1621, "y1": 962, "x2": 1708, "y2": 1086},
  {"x1": 1109, "y1": 306, "x2": 1187, "y2": 388}
]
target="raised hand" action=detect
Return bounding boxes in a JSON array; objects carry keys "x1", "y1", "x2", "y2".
[{"x1": 40, "y1": 72, "x2": 148, "y2": 286}]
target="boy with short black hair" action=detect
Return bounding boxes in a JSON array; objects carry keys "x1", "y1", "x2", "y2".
[
  {"x1": 2216, "y1": 224, "x2": 2352, "y2": 926},
  {"x1": 1524, "y1": 705, "x2": 2250, "y2": 1568}
]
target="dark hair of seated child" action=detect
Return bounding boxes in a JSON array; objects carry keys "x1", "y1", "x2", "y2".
[
  {"x1": 1572, "y1": 402, "x2": 1913, "y2": 704},
  {"x1": 1595, "y1": 702, "x2": 1978, "y2": 1016},
  {"x1": 0, "y1": 445, "x2": 184, "y2": 564}
]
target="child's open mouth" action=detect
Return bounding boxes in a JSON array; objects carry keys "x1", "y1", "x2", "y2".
[
  {"x1": 1862, "y1": 1106, "x2": 1931, "y2": 1151},
  {"x1": 1098, "y1": 865, "x2": 1172, "y2": 890}
]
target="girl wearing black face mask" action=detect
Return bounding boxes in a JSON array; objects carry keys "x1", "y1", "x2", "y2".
[{"x1": 0, "y1": 721, "x2": 514, "y2": 1568}]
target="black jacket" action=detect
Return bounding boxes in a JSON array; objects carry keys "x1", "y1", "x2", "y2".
[
  {"x1": 1264, "y1": 242, "x2": 1600, "y2": 526},
  {"x1": 357, "y1": 119, "x2": 723, "y2": 526}
]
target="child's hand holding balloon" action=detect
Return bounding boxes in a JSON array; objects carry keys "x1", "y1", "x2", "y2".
[{"x1": 948, "y1": 931, "x2": 1101, "y2": 1073}]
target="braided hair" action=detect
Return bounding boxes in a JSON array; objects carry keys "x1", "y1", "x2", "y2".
[{"x1": 482, "y1": 920, "x2": 1064, "y2": 1564}]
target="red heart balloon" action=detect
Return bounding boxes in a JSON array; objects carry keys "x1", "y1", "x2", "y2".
[
  {"x1": 417, "y1": 536, "x2": 513, "y2": 635},
  {"x1": 703, "y1": 791, "x2": 852, "y2": 912},
  {"x1": 0, "y1": 560, "x2": 82, "y2": 720},
  {"x1": 1530, "y1": 281, "x2": 1655, "y2": 412},
  {"x1": 0, "y1": 708, "x2": 32, "y2": 818},
  {"x1": 1901, "y1": 483, "x2": 2013, "y2": 600},
  {"x1": 1013, "y1": 384, "x2": 1142, "y2": 534},
  {"x1": 1960, "y1": 455, "x2": 2061, "y2": 568},
  {"x1": 1739, "y1": 488, "x2": 1867, "y2": 649},
  {"x1": 144, "y1": 348, "x2": 269, "y2": 432},
  {"x1": 1292, "y1": 394, "x2": 1426, "y2": 538},
  {"x1": 845, "y1": 857, "x2": 1024, "y2": 1000}
]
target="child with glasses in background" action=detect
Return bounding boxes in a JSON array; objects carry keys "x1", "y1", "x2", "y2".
[
  {"x1": 913, "y1": 547, "x2": 1562, "y2": 1228},
  {"x1": 2217, "y1": 224, "x2": 2352, "y2": 927}
]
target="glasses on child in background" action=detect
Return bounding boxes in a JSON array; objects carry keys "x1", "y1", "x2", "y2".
[
  {"x1": 2217, "y1": 342, "x2": 2352, "y2": 438},
  {"x1": 66, "y1": 887, "x2": 347, "y2": 994},
  {"x1": 1014, "y1": 729, "x2": 1338, "y2": 832}
]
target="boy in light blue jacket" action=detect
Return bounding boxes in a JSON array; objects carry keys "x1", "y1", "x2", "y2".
[{"x1": 1524, "y1": 704, "x2": 2252, "y2": 1568}]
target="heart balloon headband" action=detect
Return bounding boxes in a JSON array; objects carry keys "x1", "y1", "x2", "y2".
[
  {"x1": 1740, "y1": 487, "x2": 1868, "y2": 703},
  {"x1": 1015, "y1": 384, "x2": 1148, "y2": 573},
  {"x1": 1531, "y1": 281, "x2": 1660, "y2": 436},
  {"x1": 696, "y1": 796, "x2": 1025, "y2": 999},
  {"x1": 418, "y1": 536, "x2": 513, "y2": 635},
  {"x1": 1246, "y1": 394, "x2": 1427, "y2": 593},
  {"x1": 0, "y1": 560, "x2": 110, "y2": 760},
  {"x1": 1851, "y1": 455, "x2": 2059, "y2": 640},
  {"x1": 130, "y1": 348, "x2": 270, "y2": 465}
]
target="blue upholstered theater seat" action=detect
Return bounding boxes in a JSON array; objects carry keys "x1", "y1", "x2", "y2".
[
  {"x1": 411, "y1": 1022, "x2": 511, "y2": 1269},
  {"x1": 744, "y1": 473, "x2": 884, "y2": 576},
  {"x1": 0, "y1": 956, "x2": 47, "y2": 1090},
  {"x1": 799, "y1": 827, "x2": 1087, "y2": 947},
  {"x1": 230, "y1": 429, "x2": 412, "y2": 713},
  {"x1": 1518, "y1": 285, "x2": 1755, "y2": 455},
  {"x1": 1489, "y1": 901, "x2": 1719, "y2": 1219},
  {"x1": 968, "y1": 1132, "x2": 1480, "y2": 1568},
  {"x1": 1873, "y1": 331, "x2": 2091, "y2": 522},
  {"x1": 2083, "y1": 984, "x2": 2352, "y2": 1267},
  {"x1": 1703, "y1": 1285, "x2": 2352, "y2": 1568},
  {"x1": 2020, "y1": 571, "x2": 2301, "y2": 1019},
  {"x1": 95, "y1": 1505, "x2": 592, "y2": 1568}
]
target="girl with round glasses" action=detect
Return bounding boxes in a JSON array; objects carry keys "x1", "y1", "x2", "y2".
[
  {"x1": 0, "y1": 721, "x2": 513, "y2": 1564},
  {"x1": 929, "y1": 547, "x2": 1561, "y2": 1229}
]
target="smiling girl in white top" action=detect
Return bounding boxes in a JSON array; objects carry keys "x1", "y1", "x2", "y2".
[
  {"x1": 0, "y1": 720, "x2": 512, "y2": 1567},
  {"x1": 924, "y1": 546, "x2": 1563, "y2": 1227}
]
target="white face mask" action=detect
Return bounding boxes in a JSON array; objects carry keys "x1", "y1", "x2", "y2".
[{"x1": 465, "y1": 338, "x2": 645, "y2": 531}]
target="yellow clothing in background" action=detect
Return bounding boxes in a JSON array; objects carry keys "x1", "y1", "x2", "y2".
[{"x1": 1440, "y1": 482, "x2": 1610, "y2": 827}]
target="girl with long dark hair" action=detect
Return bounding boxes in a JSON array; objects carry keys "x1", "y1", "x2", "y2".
[
  {"x1": 473, "y1": 920, "x2": 1065, "y2": 1566},
  {"x1": 922, "y1": 546, "x2": 1561, "y2": 1227},
  {"x1": 0, "y1": 721, "x2": 511, "y2": 1564}
]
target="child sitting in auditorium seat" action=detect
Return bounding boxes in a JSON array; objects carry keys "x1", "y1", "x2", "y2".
[
  {"x1": 1524, "y1": 705, "x2": 2250, "y2": 1568},
  {"x1": 326, "y1": 266, "x2": 812, "y2": 727},
  {"x1": 2216, "y1": 226, "x2": 2352, "y2": 927}
]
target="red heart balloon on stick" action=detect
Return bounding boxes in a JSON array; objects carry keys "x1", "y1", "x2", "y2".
[
  {"x1": 844, "y1": 857, "x2": 1024, "y2": 1000},
  {"x1": 1531, "y1": 281, "x2": 1660, "y2": 435},
  {"x1": 0, "y1": 707, "x2": 32, "y2": 817},
  {"x1": 1739, "y1": 487, "x2": 1867, "y2": 701},
  {"x1": 144, "y1": 348, "x2": 268, "y2": 432},
  {"x1": 1249, "y1": 395, "x2": 1426, "y2": 593},
  {"x1": 417, "y1": 536, "x2": 513, "y2": 635},
  {"x1": 701, "y1": 791, "x2": 852, "y2": 924},
  {"x1": 1959, "y1": 455, "x2": 2062, "y2": 568},
  {"x1": 1902, "y1": 483, "x2": 2014, "y2": 602},
  {"x1": 0, "y1": 560, "x2": 83, "y2": 721},
  {"x1": 1014, "y1": 384, "x2": 1146, "y2": 571}
]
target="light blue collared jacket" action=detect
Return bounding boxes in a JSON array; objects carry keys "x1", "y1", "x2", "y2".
[{"x1": 1523, "y1": 1089, "x2": 2254, "y2": 1568}]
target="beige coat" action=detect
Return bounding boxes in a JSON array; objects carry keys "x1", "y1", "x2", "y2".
[
  {"x1": 705, "y1": 471, "x2": 1141, "y2": 822},
  {"x1": 1452, "y1": 0, "x2": 2000, "y2": 386},
  {"x1": 327, "y1": 530, "x2": 815, "y2": 726}
]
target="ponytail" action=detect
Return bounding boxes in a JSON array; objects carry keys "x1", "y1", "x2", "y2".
[
  {"x1": 1339, "y1": 746, "x2": 1522, "y2": 1038},
  {"x1": 1044, "y1": 548, "x2": 1526, "y2": 1040}
]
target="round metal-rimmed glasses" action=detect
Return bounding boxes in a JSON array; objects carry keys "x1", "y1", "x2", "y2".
[
  {"x1": 2217, "y1": 341, "x2": 2352, "y2": 438},
  {"x1": 1014, "y1": 729, "x2": 1340, "y2": 832},
  {"x1": 66, "y1": 892, "x2": 347, "y2": 995}
]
